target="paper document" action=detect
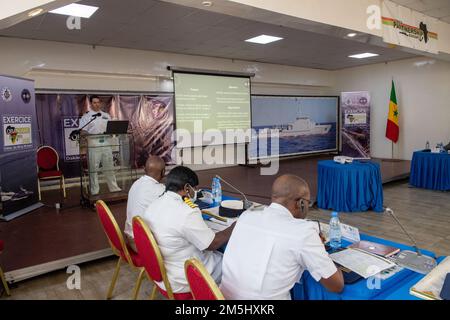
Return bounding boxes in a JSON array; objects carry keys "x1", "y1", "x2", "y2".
[
  {"x1": 410, "y1": 256, "x2": 450, "y2": 300},
  {"x1": 330, "y1": 248, "x2": 396, "y2": 279},
  {"x1": 319, "y1": 222, "x2": 360, "y2": 243},
  {"x1": 203, "y1": 206, "x2": 236, "y2": 232}
]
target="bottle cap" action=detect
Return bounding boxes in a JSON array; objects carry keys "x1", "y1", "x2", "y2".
[{"x1": 331, "y1": 211, "x2": 338, "y2": 217}]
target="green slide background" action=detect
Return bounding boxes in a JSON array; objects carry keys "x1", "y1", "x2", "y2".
[{"x1": 174, "y1": 73, "x2": 251, "y2": 133}]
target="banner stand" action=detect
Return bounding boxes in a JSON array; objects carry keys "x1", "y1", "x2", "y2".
[{"x1": 340, "y1": 91, "x2": 371, "y2": 158}]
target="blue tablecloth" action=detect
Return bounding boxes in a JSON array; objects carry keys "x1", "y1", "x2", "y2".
[
  {"x1": 410, "y1": 151, "x2": 450, "y2": 191},
  {"x1": 292, "y1": 234, "x2": 436, "y2": 300},
  {"x1": 374, "y1": 256, "x2": 446, "y2": 300},
  {"x1": 317, "y1": 160, "x2": 384, "y2": 212}
]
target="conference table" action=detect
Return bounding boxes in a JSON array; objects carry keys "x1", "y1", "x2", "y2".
[
  {"x1": 316, "y1": 160, "x2": 384, "y2": 212},
  {"x1": 410, "y1": 151, "x2": 450, "y2": 191},
  {"x1": 291, "y1": 234, "x2": 437, "y2": 300},
  {"x1": 202, "y1": 194, "x2": 438, "y2": 301}
]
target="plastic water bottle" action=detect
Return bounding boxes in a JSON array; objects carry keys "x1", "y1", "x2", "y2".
[
  {"x1": 329, "y1": 211, "x2": 342, "y2": 250},
  {"x1": 425, "y1": 141, "x2": 430, "y2": 149},
  {"x1": 212, "y1": 177, "x2": 222, "y2": 205}
]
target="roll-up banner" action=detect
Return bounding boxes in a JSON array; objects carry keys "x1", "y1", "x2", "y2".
[{"x1": 0, "y1": 75, "x2": 42, "y2": 221}]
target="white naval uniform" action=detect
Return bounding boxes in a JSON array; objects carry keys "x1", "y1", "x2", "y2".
[
  {"x1": 125, "y1": 175, "x2": 165, "y2": 239},
  {"x1": 142, "y1": 191, "x2": 223, "y2": 293},
  {"x1": 220, "y1": 203, "x2": 338, "y2": 300},
  {"x1": 79, "y1": 110, "x2": 120, "y2": 195}
]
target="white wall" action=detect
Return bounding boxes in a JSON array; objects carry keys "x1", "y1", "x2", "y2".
[{"x1": 334, "y1": 57, "x2": 450, "y2": 160}]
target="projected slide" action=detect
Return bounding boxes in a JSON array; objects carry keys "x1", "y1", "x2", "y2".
[
  {"x1": 174, "y1": 72, "x2": 251, "y2": 147},
  {"x1": 250, "y1": 95, "x2": 338, "y2": 159}
]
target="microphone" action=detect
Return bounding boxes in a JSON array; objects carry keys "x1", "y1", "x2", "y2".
[
  {"x1": 215, "y1": 175, "x2": 253, "y2": 210},
  {"x1": 384, "y1": 207, "x2": 436, "y2": 274},
  {"x1": 92, "y1": 112, "x2": 101, "y2": 118}
]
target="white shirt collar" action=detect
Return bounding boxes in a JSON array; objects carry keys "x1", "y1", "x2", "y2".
[
  {"x1": 142, "y1": 175, "x2": 159, "y2": 184},
  {"x1": 269, "y1": 202, "x2": 294, "y2": 218}
]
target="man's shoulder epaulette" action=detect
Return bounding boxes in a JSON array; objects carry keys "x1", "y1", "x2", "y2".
[{"x1": 183, "y1": 196, "x2": 198, "y2": 209}]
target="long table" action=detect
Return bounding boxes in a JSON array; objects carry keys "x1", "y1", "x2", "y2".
[
  {"x1": 410, "y1": 151, "x2": 450, "y2": 191},
  {"x1": 292, "y1": 234, "x2": 436, "y2": 300},
  {"x1": 317, "y1": 160, "x2": 384, "y2": 212}
]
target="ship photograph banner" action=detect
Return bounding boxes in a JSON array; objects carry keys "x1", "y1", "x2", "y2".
[
  {"x1": 382, "y1": 0, "x2": 439, "y2": 54},
  {"x1": 249, "y1": 95, "x2": 338, "y2": 159},
  {"x1": 341, "y1": 91, "x2": 371, "y2": 158},
  {"x1": 0, "y1": 75, "x2": 41, "y2": 220},
  {"x1": 36, "y1": 93, "x2": 175, "y2": 178}
]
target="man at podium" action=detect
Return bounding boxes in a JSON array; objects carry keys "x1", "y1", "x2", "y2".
[{"x1": 78, "y1": 95, "x2": 121, "y2": 195}]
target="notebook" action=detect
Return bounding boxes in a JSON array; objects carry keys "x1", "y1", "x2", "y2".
[
  {"x1": 410, "y1": 257, "x2": 450, "y2": 300},
  {"x1": 349, "y1": 240, "x2": 400, "y2": 258}
]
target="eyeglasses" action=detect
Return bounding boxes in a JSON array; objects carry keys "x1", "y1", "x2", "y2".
[{"x1": 307, "y1": 219, "x2": 322, "y2": 234}]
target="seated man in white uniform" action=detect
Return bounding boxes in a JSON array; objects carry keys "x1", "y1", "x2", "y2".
[
  {"x1": 220, "y1": 175, "x2": 344, "y2": 300},
  {"x1": 142, "y1": 166, "x2": 235, "y2": 294},
  {"x1": 78, "y1": 95, "x2": 121, "y2": 195},
  {"x1": 125, "y1": 155, "x2": 165, "y2": 251}
]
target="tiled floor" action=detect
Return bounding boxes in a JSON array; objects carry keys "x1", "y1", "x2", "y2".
[{"x1": 1, "y1": 180, "x2": 449, "y2": 300}]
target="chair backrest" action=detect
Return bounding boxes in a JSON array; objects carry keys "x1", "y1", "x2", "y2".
[
  {"x1": 132, "y1": 216, "x2": 175, "y2": 299},
  {"x1": 37, "y1": 146, "x2": 59, "y2": 170},
  {"x1": 95, "y1": 200, "x2": 132, "y2": 264},
  {"x1": 184, "y1": 258, "x2": 225, "y2": 300}
]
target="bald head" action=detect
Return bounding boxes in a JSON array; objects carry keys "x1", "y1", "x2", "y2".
[
  {"x1": 271, "y1": 175, "x2": 310, "y2": 218},
  {"x1": 145, "y1": 156, "x2": 165, "y2": 182}
]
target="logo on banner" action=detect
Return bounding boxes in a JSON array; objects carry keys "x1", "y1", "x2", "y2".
[
  {"x1": 5, "y1": 125, "x2": 18, "y2": 144},
  {"x1": 1, "y1": 87, "x2": 12, "y2": 102},
  {"x1": 62, "y1": 116, "x2": 81, "y2": 161},
  {"x1": 21, "y1": 89, "x2": 31, "y2": 103}
]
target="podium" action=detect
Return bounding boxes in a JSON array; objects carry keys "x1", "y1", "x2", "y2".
[{"x1": 79, "y1": 133, "x2": 133, "y2": 207}]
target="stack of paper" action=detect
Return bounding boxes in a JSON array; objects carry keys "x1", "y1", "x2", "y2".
[{"x1": 330, "y1": 248, "x2": 397, "y2": 278}]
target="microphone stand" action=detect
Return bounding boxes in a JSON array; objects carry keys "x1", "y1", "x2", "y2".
[
  {"x1": 385, "y1": 207, "x2": 437, "y2": 274},
  {"x1": 215, "y1": 175, "x2": 253, "y2": 209},
  {"x1": 70, "y1": 114, "x2": 101, "y2": 141}
]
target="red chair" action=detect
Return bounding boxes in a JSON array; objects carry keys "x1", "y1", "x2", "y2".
[
  {"x1": 36, "y1": 146, "x2": 66, "y2": 200},
  {"x1": 132, "y1": 216, "x2": 193, "y2": 300},
  {"x1": 185, "y1": 258, "x2": 224, "y2": 300},
  {"x1": 0, "y1": 240, "x2": 11, "y2": 296},
  {"x1": 95, "y1": 200, "x2": 145, "y2": 299}
]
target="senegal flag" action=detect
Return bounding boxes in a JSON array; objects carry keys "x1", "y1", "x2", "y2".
[{"x1": 386, "y1": 81, "x2": 399, "y2": 143}]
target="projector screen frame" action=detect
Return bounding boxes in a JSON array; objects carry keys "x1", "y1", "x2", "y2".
[
  {"x1": 172, "y1": 69, "x2": 253, "y2": 149},
  {"x1": 249, "y1": 94, "x2": 341, "y2": 161}
]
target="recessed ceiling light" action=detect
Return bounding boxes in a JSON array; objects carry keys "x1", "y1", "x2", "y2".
[
  {"x1": 349, "y1": 52, "x2": 379, "y2": 59},
  {"x1": 28, "y1": 8, "x2": 44, "y2": 17},
  {"x1": 245, "y1": 35, "x2": 283, "y2": 44},
  {"x1": 202, "y1": 1, "x2": 213, "y2": 7},
  {"x1": 347, "y1": 33, "x2": 357, "y2": 37},
  {"x1": 49, "y1": 3, "x2": 99, "y2": 18}
]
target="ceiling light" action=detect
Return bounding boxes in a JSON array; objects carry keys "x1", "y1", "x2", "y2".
[
  {"x1": 347, "y1": 33, "x2": 357, "y2": 37},
  {"x1": 49, "y1": 3, "x2": 99, "y2": 18},
  {"x1": 28, "y1": 8, "x2": 44, "y2": 17},
  {"x1": 245, "y1": 35, "x2": 283, "y2": 44},
  {"x1": 202, "y1": 1, "x2": 213, "y2": 6},
  {"x1": 349, "y1": 52, "x2": 379, "y2": 59}
]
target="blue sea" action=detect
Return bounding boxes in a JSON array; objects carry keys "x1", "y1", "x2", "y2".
[{"x1": 249, "y1": 123, "x2": 337, "y2": 158}]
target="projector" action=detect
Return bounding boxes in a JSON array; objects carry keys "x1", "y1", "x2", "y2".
[{"x1": 334, "y1": 156, "x2": 353, "y2": 164}]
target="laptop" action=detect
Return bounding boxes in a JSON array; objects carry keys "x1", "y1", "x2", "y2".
[{"x1": 105, "y1": 120, "x2": 129, "y2": 134}]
